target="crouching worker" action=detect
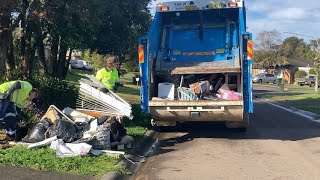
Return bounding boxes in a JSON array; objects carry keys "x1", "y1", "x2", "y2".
[
  {"x1": 96, "y1": 56, "x2": 121, "y2": 92},
  {"x1": 0, "y1": 81, "x2": 40, "y2": 140}
]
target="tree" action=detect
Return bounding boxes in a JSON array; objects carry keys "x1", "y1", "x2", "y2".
[
  {"x1": 295, "y1": 70, "x2": 308, "y2": 78},
  {"x1": 255, "y1": 30, "x2": 282, "y2": 51},
  {"x1": 87, "y1": 0, "x2": 151, "y2": 63},
  {"x1": 0, "y1": 0, "x2": 151, "y2": 80},
  {"x1": 254, "y1": 30, "x2": 287, "y2": 67},
  {"x1": 0, "y1": 0, "x2": 20, "y2": 80},
  {"x1": 309, "y1": 69, "x2": 317, "y2": 75},
  {"x1": 279, "y1": 36, "x2": 304, "y2": 57}
]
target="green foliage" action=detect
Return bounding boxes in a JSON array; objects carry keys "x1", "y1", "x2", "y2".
[
  {"x1": 65, "y1": 69, "x2": 94, "y2": 83},
  {"x1": 254, "y1": 50, "x2": 288, "y2": 67},
  {"x1": 123, "y1": 60, "x2": 139, "y2": 72},
  {"x1": 255, "y1": 31, "x2": 319, "y2": 66},
  {"x1": 0, "y1": 147, "x2": 125, "y2": 176},
  {"x1": 30, "y1": 76, "x2": 79, "y2": 110},
  {"x1": 309, "y1": 69, "x2": 317, "y2": 75},
  {"x1": 81, "y1": 50, "x2": 110, "y2": 71},
  {"x1": 295, "y1": 70, "x2": 308, "y2": 78}
]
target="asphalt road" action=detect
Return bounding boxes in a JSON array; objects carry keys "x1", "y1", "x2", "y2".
[
  {"x1": 134, "y1": 87, "x2": 320, "y2": 180},
  {"x1": 0, "y1": 165, "x2": 94, "y2": 180}
]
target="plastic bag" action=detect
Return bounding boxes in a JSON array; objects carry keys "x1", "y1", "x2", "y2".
[
  {"x1": 22, "y1": 118, "x2": 53, "y2": 143},
  {"x1": 220, "y1": 90, "x2": 242, "y2": 100},
  {"x1": 50, "y1": 139, "x2": 92, "y2": 158},
  {"x1": 22, "y1": 123, "x2": 46, "y2": 143},
  {"x1": 104, "y1": 118, "x2": 127, "y2": 142},
  {"x1": 87, "y1": 125, "x2": 110, "y2": 150},
  {"x1": 49, "y1": 118, "x2": 83, "y2": 143}
]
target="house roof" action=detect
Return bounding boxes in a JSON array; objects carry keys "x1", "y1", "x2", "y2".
[
  {"x1": 253, "y1": 58, "x2": 314, "y2": 69},
  {"x1": 286, "y1": 58, "x2": 314, "y2": 68}
]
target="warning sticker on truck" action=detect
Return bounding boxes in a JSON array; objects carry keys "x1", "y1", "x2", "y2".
[
  {"x1": 216, "y1": 49, "x2": 225, "y2": 54},
  {"x1": 183, "y1": 51, "x2": 215, "y2": 56}
]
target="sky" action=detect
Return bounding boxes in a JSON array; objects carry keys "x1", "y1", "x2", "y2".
[
  {"x1": 148, "y1": 0, "x2": 320, "y2": 41},
  {"x1": 246, "y1": 0, "x2": 320, "y2": 40}
]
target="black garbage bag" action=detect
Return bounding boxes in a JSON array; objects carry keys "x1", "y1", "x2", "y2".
[
  {"x1": 22, "y1": 123, "x2": 46, "y2": 143},
  {"x1": 105, "y1": 118, "x2": 126, "y2": 142},
  {"x1": 48, "y1": 118, "x2": 83, "y2": 143},
  {"x1": 96, "y1": 116, "x2": 109, "y2": 125},
  {"x1": 22, "y1": 118, "x2": 53, "y2": 143}
]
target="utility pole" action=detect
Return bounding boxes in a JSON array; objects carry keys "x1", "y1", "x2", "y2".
[
  {"x1": 315, "y1": 58, "x2": 320, "y2": 92},
  {"x1": 316, "y1": 70, "x2": 318, "y2": 92}
]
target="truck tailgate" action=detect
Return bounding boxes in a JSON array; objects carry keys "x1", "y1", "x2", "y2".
[{"x1": 149, "y1": 100, "x2": 243, "y2": 122}]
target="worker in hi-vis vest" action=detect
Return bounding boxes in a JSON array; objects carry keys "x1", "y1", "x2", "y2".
[
  {"x1": 0, "y1": 81, "x2": 40, "y2": 140},
  {"x1": 96, "y1": 56, "x2": 121, "y2": 91}
]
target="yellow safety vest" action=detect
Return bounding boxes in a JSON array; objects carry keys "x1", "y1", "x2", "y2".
[
  {"x1": 96, "y1": 68, "x2": 120, "y2": 89},
  {"x1": 0, "y1": 81, "x2": 32, "y2": 108}
]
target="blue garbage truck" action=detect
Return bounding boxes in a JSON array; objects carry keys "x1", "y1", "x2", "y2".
[{"x1": 138, "y1": 0, "x2": 253, "y2": 130}]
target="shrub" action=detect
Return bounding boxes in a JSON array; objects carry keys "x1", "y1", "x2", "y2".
[
  {"x1": 30, "y1": 76, "x2": 79, "y2": 110},
  {"x1": 123, "y1": 60, "x2": 139, "y2": 72},
  {"x1": 309, "y1": 68, "x2": 317, "y2": 75},
  {"x1": 295, "y1": 70, "x2": 308, "y2": 78}
]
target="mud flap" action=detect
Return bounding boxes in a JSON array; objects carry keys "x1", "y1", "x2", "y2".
[{"x1": 225, "y1": 113, "x2": 249, "y2": 131}]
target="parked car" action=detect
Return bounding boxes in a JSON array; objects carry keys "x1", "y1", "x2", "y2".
[
  {"x1": 305, "y1": 74, "x2": 316, "y2": 86},
  {"x1": 305, "y1": 75, "x2": 320, "y2": 87},
  {"x1": 70, "y1": 60, "x2": 93, "y2": 71},
  {"x1": 252, "y1": 73, "x2": 277, "y2": 84}
]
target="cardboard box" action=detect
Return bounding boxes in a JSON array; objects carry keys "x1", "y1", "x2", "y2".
[
  {"x1": 189, "y1": 81, "x2": 210, "y2": 94},
  {"x1": 189, "y1": 82, "x2": 201, "y2": 94}
]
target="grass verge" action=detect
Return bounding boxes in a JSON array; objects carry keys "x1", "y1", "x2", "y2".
[
  {"x1": 0, "y1": 146, "x2": 125, "y2": 177},
  {"x1": 259, "y1": 84, "x2": 320, "y2": 115},
  {"x1": 0, "y1": 71, "x2": 149, "y2": 177}
]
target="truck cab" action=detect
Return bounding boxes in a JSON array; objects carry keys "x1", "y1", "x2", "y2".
[{"x1": 139, "y1": 0, "x2": 253, "y2": 130}]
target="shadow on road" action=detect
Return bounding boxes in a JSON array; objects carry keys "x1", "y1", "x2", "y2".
[
  {"x1": 150, "y1": 100, "x2": 320, "y2": 157},
  {"x1": 151, "y1": 119, "x2": 320, "y2": 157}
]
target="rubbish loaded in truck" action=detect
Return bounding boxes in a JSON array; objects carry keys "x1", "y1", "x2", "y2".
[{"x1": 138, "y1": 0, "x2": 253, "y2": 130}]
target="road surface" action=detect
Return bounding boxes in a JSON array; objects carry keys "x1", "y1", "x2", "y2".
[{"x1": 134, "y1": 86, "x2": 320, "y2": 180}]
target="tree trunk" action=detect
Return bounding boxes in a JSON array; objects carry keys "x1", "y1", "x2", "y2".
[
  {"x1": 57, "y1": 45, "x2": 67, "y2": 78},
  {"x1": 0, "y1": 11, "x2": 12, "y2": 80},
  {"x1": 5, "y1": 30, "x2": 15, "y2": 80},
  {"x1": 62, "y1": 48, "x2": 72, "y2": 79},
  {"x1": 20, "y1": 12, "x2": 28, "y2": 79},
  {"x1": 50, "y1": 35, "x2": 59, "y2": 76},
  {"x1": 37, "y1": 39, "x2": 48, "y2": 75},
  {"x1": 28, "y1": 38, "x2": 36, "y2": 79}
]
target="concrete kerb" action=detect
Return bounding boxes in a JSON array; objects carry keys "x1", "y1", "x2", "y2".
[
  {"x1": 261, "y1": 98, "x2": 320, "y2": 122},
  {"x1": 101, "y1": 129, "x2": 160, "y2": 180}
]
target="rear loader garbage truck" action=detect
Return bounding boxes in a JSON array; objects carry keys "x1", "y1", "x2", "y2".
[{"x1": 138, "y1": 0, "x2": 253, "y2": 130}]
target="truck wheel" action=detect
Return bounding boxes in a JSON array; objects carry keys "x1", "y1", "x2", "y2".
[
  {"x1": 258, "y1": 79, "x2": 262, "y2": 83},
  {"x1": 225, "y1": 114, "x2": 249, "y2": 132}
]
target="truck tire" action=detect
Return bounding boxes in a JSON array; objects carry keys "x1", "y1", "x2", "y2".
[
  {"x1": 258, "y1": 79, "x2": 262, "y2": 83},
  {"x1": 225, "y1": 114, "x2": 249, "y2": 132}
]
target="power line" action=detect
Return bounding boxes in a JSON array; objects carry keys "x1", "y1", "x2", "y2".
[{"x1": 283, "y1": 32, "x2": 317, "y2": 39}]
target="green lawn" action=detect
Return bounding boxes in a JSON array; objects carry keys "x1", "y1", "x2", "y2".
[
  {"x1": 0, "y1": 70, "x2": 148, "y2": 177},
  {"x1": 0, "y1": 147, "x2": 125, "y2": 177},
  {"x1": 259, "y1": 84, "x2": 320, "y2": 115},
  {"x1": 117, "y1": 72, "x2": 151, "y2": 144},
  {"x1": 65, "y1": 69, "x2": 94, "y2": 83}
]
